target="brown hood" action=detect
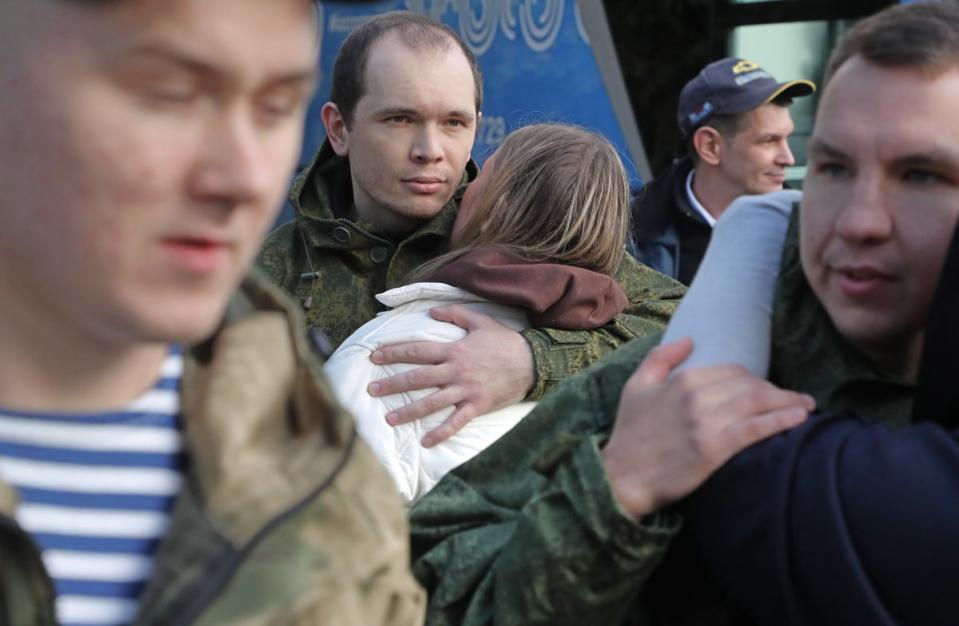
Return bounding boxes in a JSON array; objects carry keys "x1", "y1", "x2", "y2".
[{"x1": 421, "y1": 246, "x2": 627, "y2": 329}]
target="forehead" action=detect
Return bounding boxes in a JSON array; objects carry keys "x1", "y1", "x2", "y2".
[
  {"x1": 358, "y1": 32, "x2": 476, "y2": 113},
  {"x1": 738, "y1": 103, "x2": 794, "y2": 137},
  {"x1": 33, "y1": 0, "x2": 317, "y2": 77},
  {"x1": 812, "y1": 57, "x2": 959, "y2": 158}
]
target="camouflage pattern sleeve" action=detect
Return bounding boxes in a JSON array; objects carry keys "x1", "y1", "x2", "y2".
[
  {"x1": 522, "y1": 256, "x2": 686, "y2": 400},
  {"x1": 410, "y1": 337, "x2": 681, "y2": 626}
]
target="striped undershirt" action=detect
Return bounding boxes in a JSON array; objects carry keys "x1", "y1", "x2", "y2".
[{"x1": 0, "y1": 349, "x2": 185, "y2": 626}]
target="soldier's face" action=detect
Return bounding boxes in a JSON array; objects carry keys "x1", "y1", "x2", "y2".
[
  {"x1": 801, "y1": 56, "x2": 959, "y2": 376},
  {"x1": 0, "y1": 0, "x2": 317, "y2": 345},
  {"x1": 328, "y1": 32, "x2": 478, "y2": 232}
]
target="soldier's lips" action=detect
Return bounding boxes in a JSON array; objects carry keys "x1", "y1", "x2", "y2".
[
  {"x1": 402, "y1": 177, "x2": 445, "y2": 194},
  {"x1": 160, "y1": 236, "x2": 232, "y2": 274}
]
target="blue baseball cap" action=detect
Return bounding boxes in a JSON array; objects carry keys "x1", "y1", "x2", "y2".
[{"x1": 678, "y1": 57, "x2": 815, "y2": 137}]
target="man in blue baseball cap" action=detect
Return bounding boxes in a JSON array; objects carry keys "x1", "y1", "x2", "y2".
[{"x1": 631, "y1": 57, "x2": 814, "y2": 285}]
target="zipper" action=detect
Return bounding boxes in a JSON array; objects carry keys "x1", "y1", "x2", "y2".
[{"x1": 172, "y1": 426, "x2": 359, "y2": 626}]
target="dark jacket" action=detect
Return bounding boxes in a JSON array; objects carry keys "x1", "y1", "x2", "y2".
[
  {"x1": 630, "y1": 157, "x2": 712, "y2": 286},
  {"x1": 686, "y1": 221, "x2": 959, "y2": 626},
  {"x1": 257, "y1": 141, "x2": 685, "y2": 400}
]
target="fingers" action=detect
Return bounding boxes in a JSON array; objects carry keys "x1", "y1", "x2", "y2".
[
  {"x1": 429, "y1": 305, "x2": 499, "y2": 331},
  {"x1": 421, "y1": 404, "x2": 478, "y2": 448},
  {"x1": 368, "y1": 363, "x2": 454, "y2": 397},
  {"x1": 384, "y1": 387, "x2": 461, "y2": 426},
  {"x1": 626, "y1": 359, "x2": 745, "y2": 403},
  {"x1": 631, "y1": 338, "x2": 694, "y2": 389},
  {"x1": 719, "y1": 405, "x2": 809, "y2": 457},
  {"x1": 371, "y1": 341, "x2": 449, "y2": 367},
  {"x1": 713, "y1": 379, "x2": 814, "y2": 427}
]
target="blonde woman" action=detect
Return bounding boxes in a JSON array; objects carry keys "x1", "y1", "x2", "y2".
[{"x1": 323, "y1": 123, "x2": 631, "y2": 503}]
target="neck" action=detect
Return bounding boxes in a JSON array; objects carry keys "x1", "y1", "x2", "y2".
[
  {"x1": 690, "y1": 166, "x2": 741, "y2": 221},
  {"x1": 858, "y1": 332, "x2": 924, "y2": 385},
  {"x1": 350, "y1": 191, "x2": 421, "y2": 235},
  {"x1": 0, "y1": 284, "x2": 169, "y2": 414}
]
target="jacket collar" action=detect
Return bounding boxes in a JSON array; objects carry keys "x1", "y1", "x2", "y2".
[
  {"x1": 633, "y1": 157, "x2": 697, "y2": 244},
  {"x1": 180, "y1": 272, "x2": 356, "y2": 546}
]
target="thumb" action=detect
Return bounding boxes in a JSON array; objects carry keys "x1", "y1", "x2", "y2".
[
  {"x1": 632, "y1": 337, "x2": 694, "y2": 389},
  {"x1": 430, "y1": 305, "x2": 498, "y2": 332}
]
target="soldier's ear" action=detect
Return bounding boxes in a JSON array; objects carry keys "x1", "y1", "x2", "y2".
[
  {"x1": 693, "y1": 126, "x2": 723, "y2": 166},
  {"x1": 322, "y1": 102, "x2": 350, "y2": 156}
]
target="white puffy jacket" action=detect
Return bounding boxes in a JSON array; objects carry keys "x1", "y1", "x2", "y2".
[{"x1": 323, "y1": 282, "x2": 535, "y2": 504}]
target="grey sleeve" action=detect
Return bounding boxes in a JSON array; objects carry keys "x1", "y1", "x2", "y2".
[{"x1": 660, "y1": 189, "x2": 800, "y2": 377}]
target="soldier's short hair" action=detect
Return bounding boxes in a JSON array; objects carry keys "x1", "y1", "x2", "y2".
[
  {"x1": 826, "y1": 2, "x2": 959, "y2": 85},
  {"x1": 330, "y1": 11, "x2": 483, "y2": 127}
]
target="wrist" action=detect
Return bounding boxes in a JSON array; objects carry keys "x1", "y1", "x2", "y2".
[
  {"x1": 601, "y1": 445, "x2": 656, "y2": 519},
  {"x1": 512, "y1": 331, "x2": 535, "y2": 400}
]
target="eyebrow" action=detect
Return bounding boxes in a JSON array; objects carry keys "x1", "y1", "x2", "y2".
[
  {"x1": 807, "y1": 138, "x2": 848, "y2": 160},
  {"x1": 893, "y1": 150, "x2": 959, "y2": 172},
  {"x1": 372, "y1": 106, "x2": 476, "y2": 122},
  {"x1": 122, "y1": 45, "x2": 318, "y2": 90},
  {"x1": 809, "y1": 137, "x2": 959, "y2": 169}
]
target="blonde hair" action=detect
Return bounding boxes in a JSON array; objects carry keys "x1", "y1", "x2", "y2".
[{"x1": 419, "y1": 123, "x2": 629, "y2": 278}]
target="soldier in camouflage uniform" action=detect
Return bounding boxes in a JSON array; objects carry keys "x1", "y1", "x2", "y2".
[
  {"x1": 410, "y1": 3, "x2": 959, "y2": 624},
  {"x1": 3, "y1": 277, "x2": 425, "y2": 626},
  {"x1": 0, "y1": 1, "x2": 423, "y2": 624},
  {"x1": 257, "y1": 13, "x2": 683, "y2": 445}
]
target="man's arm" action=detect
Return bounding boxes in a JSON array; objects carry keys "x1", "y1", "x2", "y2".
[
  {"x1": 410, "y1": 337, "x2": 678, "y2": 626},
  {"x1": 371, "y1": 258, "x2": 684, "y2": 444},
  {"x1": 411, "y1": 338, "x2": 813, "y2": 625},
  {"x1": 688, "y1": 413, "x2": 959, "y2": 626},
  {"x1": 521, "y1": 256, "x2": 684, "y2": 399}
]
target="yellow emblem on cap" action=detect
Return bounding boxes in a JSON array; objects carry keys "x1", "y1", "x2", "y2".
[{"x1": 732, "y1": 60, "x2": 760, "y2": 74}]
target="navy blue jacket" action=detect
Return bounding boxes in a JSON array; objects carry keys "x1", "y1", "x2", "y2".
[
  {"x1": 629, "y1": 157, "x2": 712, "y2": 286},
  {"x1": 689, "y1": 413, "x2": 959, "y2": 626}
]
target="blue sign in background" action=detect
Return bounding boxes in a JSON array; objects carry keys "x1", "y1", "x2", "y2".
[{"x1": 303, "y1": 0, "x2": 637, "y2": 177}]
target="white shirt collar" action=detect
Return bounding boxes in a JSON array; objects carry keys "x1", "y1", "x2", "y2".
[{"x1": 685, "y1": 169, "x2": 717, "y2": 228}]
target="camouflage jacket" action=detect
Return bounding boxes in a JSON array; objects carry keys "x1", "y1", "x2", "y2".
[
  {"x1": 409, "y1": 211, "x2": 915, "y2": 626},
  {"x1": 256, "y1": 141, "x2": 685, "y2": 400},
  {"x1": 1, "y1": 274, "x2": 424, "y2": 626}
]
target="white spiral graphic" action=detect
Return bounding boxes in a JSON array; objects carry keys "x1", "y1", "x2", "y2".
[
  {"x1": 499, "y1": 0, "x2": 519, "y2": 42},
  {"x1": 403, "y1": 0, "x2": 566, "y2": 54},
  {"x1": 457, "y1": 0, "x2": 500, "y2": 56},
  {"x1": 518, "y1": 0, "x2": 564, "y2": 53},
  {"x1": 574, "y1": 1, "x2": 589, "y2": 45},
  {"x1": 428, "y1": 0, "x2": 457, "y2": 22}
]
